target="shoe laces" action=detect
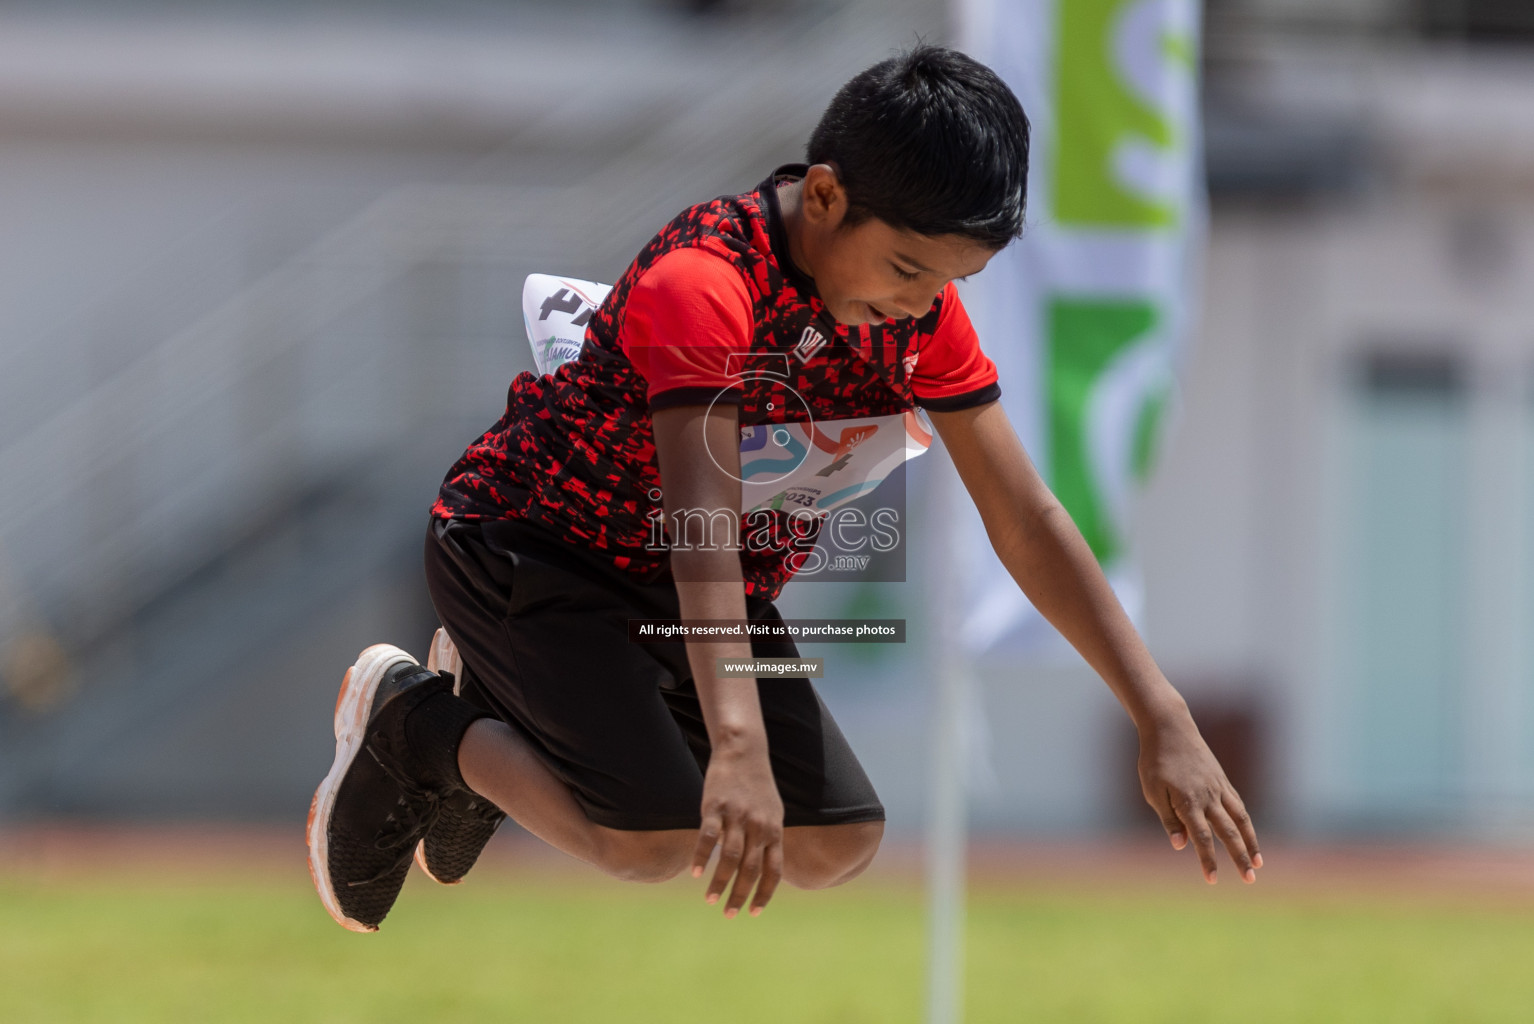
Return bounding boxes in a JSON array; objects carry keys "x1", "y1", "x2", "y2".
[{"x1": 346, "y1": 731, "x2": 444, "y2": 888}]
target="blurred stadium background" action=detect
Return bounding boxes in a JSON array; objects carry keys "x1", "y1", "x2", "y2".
[{"x1": 2, "y1": 0, "x2": 1533, "y2": 1020}]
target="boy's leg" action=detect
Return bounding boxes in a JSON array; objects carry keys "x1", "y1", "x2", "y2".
[
  {"x1": 423, "y1": 519, "x2": 721, "y2": 880},
  {"x1": 456, "y1": 717, "x2": 694, "y2": 881},
  {"x1": 781, "y1": 821, "x2": 885, "y2": 889},
  {"x1": 421, "y1": 618, "x2": 643, "y2": 871},
  {"x1": 456, "y1": 711, "x2": 884, "y2": 886},
  {"x1": 657, "y1": 677, "x2": 888, "y2": 891},
  {"x1": 413, "y1": 629, "x2": 506, "y2": 886},
  {"x1": 657, "y1": 597, "x2": 888, "y2": 891},
  {"x1": 423, "y1": 518, "x2": 886, "y2": 888}
]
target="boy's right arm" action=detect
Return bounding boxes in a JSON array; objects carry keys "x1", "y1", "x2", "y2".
[{"x1": 651, "y1": 402, "x2": 784, "y2": 918}]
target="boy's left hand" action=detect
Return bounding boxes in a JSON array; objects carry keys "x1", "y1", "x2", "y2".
[{"x1": 1137, "y1": 708, "x2": 1262, "y2": 885}]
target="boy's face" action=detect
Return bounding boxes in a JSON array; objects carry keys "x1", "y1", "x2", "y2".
[{"x1": 790, "y1": 165, "x2": 999, "y2": 327}]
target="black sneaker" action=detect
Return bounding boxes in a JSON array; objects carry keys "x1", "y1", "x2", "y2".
[
  {"x1": 414, "y1": 628, "x2": 507, "y2": 885},
  {"x1": 306, "y1": 644, "x2": 451, "y2": 932},
  {"x1": 415, "y1": 788, "x2": 508, "y2": 885}
]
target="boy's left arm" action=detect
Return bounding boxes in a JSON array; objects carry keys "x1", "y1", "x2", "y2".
[{"x1": 928, "y1": 399, "x2": 1262, "y2": 885}]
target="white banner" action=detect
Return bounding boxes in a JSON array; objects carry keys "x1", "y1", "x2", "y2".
[{"x1": 957, "y1": 0, "x2": 1206, "y2": 658}]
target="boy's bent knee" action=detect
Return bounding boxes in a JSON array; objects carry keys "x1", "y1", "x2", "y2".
[
  {"x1": 591, "y1": 827, "x2": 693, "y2": 883},
  {"x1": 783, "y1": 820, "x2": 884, "y2": 890}
]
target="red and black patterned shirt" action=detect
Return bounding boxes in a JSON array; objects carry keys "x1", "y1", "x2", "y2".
[{"x1": 431, "y1": 164, "x2": 1001, "y2": 601}]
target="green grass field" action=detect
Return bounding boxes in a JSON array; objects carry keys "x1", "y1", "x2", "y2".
[{"x1": 2, "y1": 857, "x2": 1533, "y2": 1023}]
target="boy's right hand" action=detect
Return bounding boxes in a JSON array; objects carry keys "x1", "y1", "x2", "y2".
[{"x1": 691, "y1": 742, "x2": 784, "y2": 918}]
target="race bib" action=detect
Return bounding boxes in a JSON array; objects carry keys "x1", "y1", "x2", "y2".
[{"x1": 522, "y1": 273, "x2": 613, "y2": 377}]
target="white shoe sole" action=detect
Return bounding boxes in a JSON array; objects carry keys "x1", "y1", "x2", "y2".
[
  {"x1": 415, "y1": 627, "x2": 465, "y2": 884},
  {"x1": 306, "y1": 643, "x2": 420, "y2": 933},
  {"x1": 426, "y1": 627, "x2": 463, "y2": 694}
]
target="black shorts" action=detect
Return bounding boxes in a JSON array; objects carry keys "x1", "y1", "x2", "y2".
[{"x1": 422, "y1": 517, "x2": 885, "y2": 832}]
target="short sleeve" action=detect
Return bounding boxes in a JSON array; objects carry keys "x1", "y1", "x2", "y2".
[
  {"x1": 620, "y1": 246, "x2": 753, "y2": 412},
  {"x1": 911, "y1": 283, "x2": 1002, "y2": 411}
]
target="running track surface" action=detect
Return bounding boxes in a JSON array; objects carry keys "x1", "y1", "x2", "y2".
[{"x1": 1, "y1": 823, "x2": 1531, "y2": 906}]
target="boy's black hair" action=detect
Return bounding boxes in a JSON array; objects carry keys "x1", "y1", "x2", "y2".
[{"x1": 807, "y1": 44, "x2": 1030, "y2": 249}]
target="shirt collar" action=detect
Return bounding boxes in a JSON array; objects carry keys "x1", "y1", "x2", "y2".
[{"x1": 759, "y1": 163, "x2": 819, "y2": 299}]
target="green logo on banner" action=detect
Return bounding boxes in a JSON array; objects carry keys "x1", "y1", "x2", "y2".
[
  {"x1": 1053, "y1": 0, "x2": 1191, "y2": 228},
  {"x1": 1047, "y1": 298, "x2": 1167, "y2": 564}
]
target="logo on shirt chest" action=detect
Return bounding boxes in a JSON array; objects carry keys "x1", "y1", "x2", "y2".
[{"x1": 793, "y1": 325, "x2": 829, "y2": 364}]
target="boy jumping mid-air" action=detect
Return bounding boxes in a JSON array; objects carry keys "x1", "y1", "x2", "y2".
[{"x1": 307, "y1": 45, "x2": 1261, "y2": 933}]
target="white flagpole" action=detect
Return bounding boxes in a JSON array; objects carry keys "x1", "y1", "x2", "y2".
[
  {"x1": 926, "y1": 7, "x2": 991, "y2": 1023},
  {"x1": 924, "y1": 433, "x2": 971, "y2": 1024},
  {"x1": 924, "y1": 7, "x2": 994, "y2": 1023}
]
